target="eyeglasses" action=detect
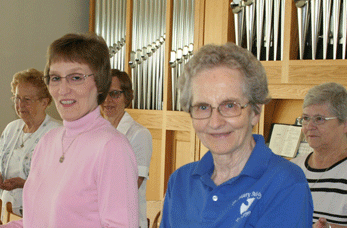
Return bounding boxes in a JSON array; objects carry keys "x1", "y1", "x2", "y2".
[
  {"x1": 108, "y1": 90, "x2": 125, "y2": 99},
  {"x1": 297, "y1": 115, "x2": 338, "y2": 125},
  {"x1": 43, "y1": 73, "x2": 94, "y2": 86},
  {"x1": 189, "y1": 101, "x2": 249, "y2": 119},
  {"x1": 11, "y1": 96, "x2": 41, "y2": 105}
]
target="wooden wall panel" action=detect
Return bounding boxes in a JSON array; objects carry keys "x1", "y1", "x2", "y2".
[
  {"x1": 146, "y1": 129, "x2": 162, "y2": 201},
  {"x1": 288, "y1": 60, "x2": 347, "y2": 85},
  {"x1": 173, "y1": 131, "x2": 195, "y2": 169}
]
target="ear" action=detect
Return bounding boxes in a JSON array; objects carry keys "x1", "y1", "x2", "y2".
[
  {"x1": 40, "y1": 98, "x2": 50, "y2": 108},
  {"x1": 251, "y1": 104, "x2": 263, "y2": 126}
]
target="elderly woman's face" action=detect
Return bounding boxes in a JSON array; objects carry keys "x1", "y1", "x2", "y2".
[
  {"x1": 302, "y1": 103, "x2": 347, "y2": 151},
  {"x1": 14, "y1": 83, "x2": 48, "y2": 122},
  {"x1": 191, "y1": 66, "x2": 260, "y2": 156},
  {"x1": 48, "y1": 61, "x2": 98, "y2": 122},
  {"x1": 100, "y1": 77, "x2": 126, "y2": 119}
]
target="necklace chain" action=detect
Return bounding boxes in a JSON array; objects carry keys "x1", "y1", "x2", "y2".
[
  {"x1": 305, "y1": 162, "x2": 330, "y2": 187},
  {"x1": 60, "y1": 130, "x2": 84, "y2": 163},
  {"x1": 20, "y1": 130, "x2": 33, "y2": 148}
]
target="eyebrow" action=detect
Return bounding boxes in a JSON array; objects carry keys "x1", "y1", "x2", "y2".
[{"x1": 192, "y1": 99, "x2": 239, "y2": 106}]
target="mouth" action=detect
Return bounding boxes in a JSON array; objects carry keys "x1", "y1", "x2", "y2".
[
  {"x1": 60, "y1": 99, "x2": 76, "y2": 106},
  {"x1": 209, "y1": 132, "x2": 232, "y2": 138},
  {"x1": 102, "y1": 106, "x2": 116, "y2": 110}
]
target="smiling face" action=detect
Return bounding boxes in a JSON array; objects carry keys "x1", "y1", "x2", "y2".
[
  {"x1": 14, "y1": 83, "x2": 48, "y2": 123},
  {"x1": 100, "y1": 76, "x2": 126, "y2": 120},
  {"x1": 48, "y1": 61, "x2": 98, "y2": 122},
  {"x1": 302, "y1": 103, "x2": 347, "y2": 151},
  {"x1": 191, "y1": 66, "x2": 260, "y2": 156}
]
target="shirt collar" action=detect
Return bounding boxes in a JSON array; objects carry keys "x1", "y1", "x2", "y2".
[
  {"x1": 192, "y1": 134, "x2": 271, "y2": 180},
  {"x1": 116, "y1": 111, "x2": 132, "y2": 135}
]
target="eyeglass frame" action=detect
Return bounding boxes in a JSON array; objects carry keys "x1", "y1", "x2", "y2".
[
  {"x1": 108, "y1": 90, "x2": 125, "y2": 99},
  {"x1": 43, "y1": 73, "x2": 94, "y2": 86},
  {"x1": 189, "y1": 101, "x2": 249, "y2": 120},
  {"x1": 297, "y1": 115, "x2": 338, "y2": 125},
  {"x1": 11, "y1": 96, "x2": 43, "y2": 105}
]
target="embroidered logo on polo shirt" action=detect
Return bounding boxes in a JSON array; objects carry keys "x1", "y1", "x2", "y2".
[
  {"x1": 233, "y1": 191, "x2": 262, "y2": 223},
  {"x1": 240, "y1": 198, "x2": 255, "y2": 215}
]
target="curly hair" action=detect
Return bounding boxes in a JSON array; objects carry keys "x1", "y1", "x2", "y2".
[
  {"x1": 303, "y1": 82, "x2": 347, "y2": 122},
  {"x1": 178, "y1": 42, "x2": 271, "y2": 115},
  {"x1": 11, "y1": 68, "x2": 53, "y2": 105}
]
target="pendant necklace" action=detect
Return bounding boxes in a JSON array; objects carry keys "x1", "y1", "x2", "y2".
[
  {"x1": 60, "y1": 130, "x2": 84, "y2": 163},
  {"x1": 20, "y1": 130, "x2": 33, "y2": 148},
  {"x1": 305, "y1": 160, "x2": 330, "y2": 188}
]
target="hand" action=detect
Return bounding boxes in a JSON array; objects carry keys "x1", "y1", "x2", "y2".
[
  {"x1": 0, "y1": 177, "x2": 25, "y2": 191},
  {"x1": 313, "y1": 218, "x2": 330, "y2": 228}
]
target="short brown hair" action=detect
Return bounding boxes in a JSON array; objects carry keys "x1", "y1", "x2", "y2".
[
  {"x1": 11, "y1": 68, "x2": 53, "y2": 105},
  {"x1": 44, "y1": 33, "x2": 111, "y2": 104},
  {"x1": 110, "y1": 69, "x2": 134, "y2": 107}
]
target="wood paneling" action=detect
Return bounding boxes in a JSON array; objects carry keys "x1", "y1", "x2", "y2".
[{"x1": 146, "y1": 129, "x2": 162, "y2": 200}]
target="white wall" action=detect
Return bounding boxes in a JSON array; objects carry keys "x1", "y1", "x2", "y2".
[{"x1": 0, "y1": 0, "x2": 90, "y2": 132}]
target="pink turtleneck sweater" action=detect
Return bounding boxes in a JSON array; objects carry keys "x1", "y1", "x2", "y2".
[{"x1": 3, "y1": 107, "x2": 138, "y2": 228}]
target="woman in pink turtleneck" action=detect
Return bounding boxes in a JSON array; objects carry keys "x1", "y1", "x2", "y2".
[{"x1": 2, "y1": 33, "x2": 138, "y2": 227}]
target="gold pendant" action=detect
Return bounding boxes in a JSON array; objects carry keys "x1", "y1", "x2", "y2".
[
  {"x1": 59, "y1": 155, "x2": 65, "y2": 163},
  {"x1": 20, "y1": 144, "x2": 24, "y2": 148}
]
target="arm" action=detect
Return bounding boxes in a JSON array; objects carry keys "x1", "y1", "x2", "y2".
[
  {"x1": 0, "y1": 177, "x2": 25, "y2": 190},
  {"x1": 130, "y1": 128, "x2": 152, "y2": 181},
  {"x1": 97, "y1": 139, "x2": 138, "y2": 228},
  {"x1": 138, "y1": 176, "x2": 145, "y2": 188},
  {"x1": 256, "y1": 182, "x2": 313, "y2": 228}
]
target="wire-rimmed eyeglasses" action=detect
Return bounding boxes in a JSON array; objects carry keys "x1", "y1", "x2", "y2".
[
  {"x1": 297, "y1": 115, "x2": 338, "y2": 125},
  {"x1": 11, "y1": 96, "x2": 41, "y2": 105},
  {"x1": 43, "y1": 73, "x2": 94, "y2": 86},
  {"x1": 189, "y1": 101, "x2": 249, "y2": 119},
  {"x1": 108, "y1": 90, "x2": 125, "y2": 99}
]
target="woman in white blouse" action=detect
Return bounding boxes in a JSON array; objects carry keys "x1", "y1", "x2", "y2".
[
  {"x1": 0, "y1": 68, "x2": 61, "y2": 216},
  {"x1": 100, "y1": 69, "x2": 153, "y2": 228}
]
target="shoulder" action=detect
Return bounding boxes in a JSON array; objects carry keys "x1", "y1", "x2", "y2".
[
  {"x1": 1, "y1": 119, "x2": 23, "y2": 135},
  {"x1": 266, "y1": 153, "x2": 308, "y2": 185},
  {"x1": 167, "y1": 161, "x2": 199, "y2": 185},
  {"x1": 45, "y1": 115, "x2": 62, "y2": 128}
]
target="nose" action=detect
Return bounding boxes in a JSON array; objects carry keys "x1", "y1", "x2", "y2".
[
  {"x1": 104, "y1": 93, "x2": 112, "y2": 103},
  {"x1": 208, "y1": 108, "x2": 226, "y2": 129},
  {"x1": 57, "y1": 79, "x2": 71, "y2": 95},
  {"x1": 305, "y1": 119, "x2": 317, "y2": 129}
]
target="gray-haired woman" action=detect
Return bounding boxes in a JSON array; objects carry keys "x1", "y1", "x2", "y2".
[
  {"x1": 292, "y1": 82, "x2": 347, "y2": 228},
  {"x1": 160, "y1": 43, "x2": 313, "y2": 227}
]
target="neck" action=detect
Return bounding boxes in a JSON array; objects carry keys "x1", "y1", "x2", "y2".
[
  {"x1": 23, "y1": 114, "x2": 46, "y2": 133},
  {"x1": 103, "y1": 111, "x2": 125, "y2": 128},
  {"x1": 211, "y1": 138, "x2": 255, "y2": 186},
  {"x1": 310, "y1": 142, "x2": 347, "y2": 169}
]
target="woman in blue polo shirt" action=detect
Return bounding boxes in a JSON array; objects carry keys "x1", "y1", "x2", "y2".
[{"x1": 160, "y1": 43, "x2": 313, "y2": 228}]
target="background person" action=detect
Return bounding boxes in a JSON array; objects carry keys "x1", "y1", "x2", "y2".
[
  {"x1": 292, "y1": 82, "x2": 347, "y2": 228},
  {"x1": 0, "y1": 68, "x2": 61, "y2": 216},
  {"x1": 100, "y1": 69, "x2": 153, "y2": 228},
  {"x1": 1, "y1": 33, "x2": 138, "y2": 227},
  {"x1": 160, "y1": 43, "x2": 313, "y2": 227}
]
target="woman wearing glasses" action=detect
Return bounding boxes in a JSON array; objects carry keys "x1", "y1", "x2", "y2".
[
  {"x1": 1, "y1": 34, "x2": 138, "y2": 227},
  {"x1": 160, "y1": 43, "x2": 313, "y2": 227},
  {"x1": 292, "y1": 82, "x2": 347, "y2": 228},
  {"x1": 100, "y1": 69, "x2": 152, "y2": 228},
  {"x1": 0, "y1": 68, "x2": 61, "y2": 217}
]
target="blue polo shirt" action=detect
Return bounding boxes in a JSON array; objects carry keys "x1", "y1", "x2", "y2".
[{"x1": 160, "y1": 134, "x2": 313, "y2": 228}]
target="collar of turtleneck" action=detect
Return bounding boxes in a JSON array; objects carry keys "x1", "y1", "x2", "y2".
[{"x1": 63, "y1": 107, "x2": 101, "y2": 137}]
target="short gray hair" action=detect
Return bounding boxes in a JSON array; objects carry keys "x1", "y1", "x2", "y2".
[
  {"x1": 303, "y1": 82, "x2": 347, "y2": 122},
  {"x1": 178, "y1": 43, "x2": 271, "y2": 114}
]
